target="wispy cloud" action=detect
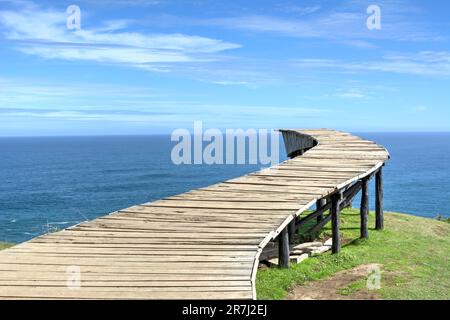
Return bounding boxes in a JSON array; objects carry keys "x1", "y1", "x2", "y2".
[
  {"x1": 281, "y1": 6, "x2": 322, "y2": 15},
  {"x1": 294, "y1": 51, "x2": 450, "y2": 77},
  {"x1": 0, "y1": 2, "x2": 240, "y2": 70},
  {"x1": 0, "y1": 104, "x2": 332, "y2": 125},
  {"x1": 0, "y1": 77, "x2": 332, "y2": 124},
  {"x1": 92, "y1": 19, "x2": 136, "y2": 32},
  {"x1": 334, "y1": 88, "x2": 371, "y2": 99},
  {"x1": 198, "y1": 1, "x2": 444, "y2": 46},
  {"x1": 79, "y1": 0, "x2": 162, "y2": 6},
  {"x1": 0, "y1": 107, "x2": 176, "y2": 122}
]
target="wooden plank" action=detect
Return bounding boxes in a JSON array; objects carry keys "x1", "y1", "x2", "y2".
[
  {"x1": 0, "y1": 253, "x2": 255, "y2": 263},
  {"x1": 225, "y1": 180, "x2": 338, "y2": 188},
  {"x1": 71, "y1": 226, "x2": 274, "y2": 234},
  {"x1": 250, "y1": 172, "x2": 356, "y2": 180},
  {"x1": 0, "y1": 287, "x2": 253, "y2": 300},
  {"x1": 165, "y1": 195, "x2": 307, "y2": 203},
  {"x1": 145, "y1": 200, "x2": 303, "y2": 210},
  {"x1": 207, "y1": 184, "x2": 330, "y2": 195},
  {"x1": 0, "y1": 264, "x2": 252, "y2": 275},
  {"x1": 0, "y1": 273, "x2": 249, "y2": 281},
  {"x1": 31, "y1": 237, "x2": 264, "y2": 245},
  {"x1": 0, "y1": 254, "x2": 255, "y2": 263},
  {"x1": 7, "y1": 248, "x2": 257, "y2": 257},
  {"x1": 117, "y1": 209, "x2": 289, "y2": 220},
  {"x1": 12, "y1": 242, "x2": 259, "y2": 250},
  {"x1": 51, "y1": 229, "x2": 268, "y2": 239},
  {"x1": 120, "y1": 205, "x2": 293, "y2": 215},
  {"x1": 169, "y1": 189, "x2": 315, "y2": 201},
  {"x1": 80, "y1": 220, "x2": 279, "y2": 230},
  {"x1": 0, "y1": 280, "x2": 251, "y2": 287}
]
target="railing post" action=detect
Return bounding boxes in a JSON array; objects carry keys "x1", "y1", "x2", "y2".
[
  {"x1": 331, "y1": 192, "x2": 342, "y2": 254},
  {"x1": 375, "y1": 168, "x2": 384, "y2": 230},
  {"x1": 316, "y1": 198, "x2": 327, "y2": 223},
  {"x1": 360, "y1": 178, "x2": 369, "y2": 239},
  {"x1": 278, "y1": 227, "x2": 290, "y2": 268}
]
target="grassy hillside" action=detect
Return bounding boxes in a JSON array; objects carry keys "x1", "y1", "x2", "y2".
[{"x1": 256, "y1": 208, "x2": 450, "y2": 300}]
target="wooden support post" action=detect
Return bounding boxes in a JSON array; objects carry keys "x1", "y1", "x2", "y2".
[
  {"x1": 278, "y1": 227, "x2": 290, "y2": 268},
  {"x1": 331, "y1": 192, "x2": 342, "y2": 254},
  {"x1": 316, "y1": 199, "x2": 326, "y2": 223},
  {"x1": 375, "y1": 168, "x2": 384, "y2": 230},
  {"x1": 288, "y1": 219, "x2": 296, "y2": 244},
  {"x1": 360, "y1": 178, "x2": 369, "y2": 239}
]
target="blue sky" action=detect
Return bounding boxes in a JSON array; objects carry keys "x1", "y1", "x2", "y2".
[{"x1": 0, "y1": 0, "x2": 449, "y2": 136}]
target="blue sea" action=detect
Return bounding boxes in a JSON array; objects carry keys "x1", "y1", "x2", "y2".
[{"x1": 1, "y1": 133, "x2": 449, "y2": 243}]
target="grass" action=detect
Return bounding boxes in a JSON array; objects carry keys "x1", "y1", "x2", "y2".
[
  {"x1": 256, "y1": 208, "x2": 450, "y2": 300},
  {"x1": 338, "y1": 278, "x2": 367, "y2": 296},
  {"x1": 436, "y1": 214, "x2": 450, "y2": 224},
  {"x1": 0, "y1": 242, "x2": 14, "y2": 250}
]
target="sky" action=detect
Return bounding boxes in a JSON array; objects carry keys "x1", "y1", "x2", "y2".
[{"x1": 0, "y1": 0, "x2": 449, "y2": 136}]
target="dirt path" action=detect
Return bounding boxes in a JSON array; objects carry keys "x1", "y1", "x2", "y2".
[{"x1": 286, "y1": 264, "x2": 382, "y2": 300}]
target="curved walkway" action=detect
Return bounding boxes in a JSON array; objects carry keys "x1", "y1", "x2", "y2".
[{"x1": 0, "y1": 129, "x2": 389, "y2": 299}]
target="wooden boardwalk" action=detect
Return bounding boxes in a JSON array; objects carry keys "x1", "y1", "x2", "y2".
[{"x1": 0, "y1": 129, "x2": 389, "y2": 299}]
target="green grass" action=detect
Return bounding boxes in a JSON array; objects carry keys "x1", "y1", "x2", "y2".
[
  {"x1": 0, "y1": 242, "x2": 14, "y2": 250},
  {"x1": 256, "y1": 208, "x2": 450, "y2": 300},
  {"x1": 338, "y1": 278, "x2": 366, "y2": 296}
]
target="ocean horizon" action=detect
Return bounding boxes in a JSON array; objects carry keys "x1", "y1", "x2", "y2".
[{"x1": 1, "y1": 132, "x2": 449, "y2": 244}]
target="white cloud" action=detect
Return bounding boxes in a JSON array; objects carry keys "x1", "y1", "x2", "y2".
[
  {"x1": 0, "y1": 77, "x2": 164, "y2": 108},
  {"x1": 0, "y1": 104, "x2": 332, "y2": 125},
  {"x1": 0, "y1": 3, "x2": 240, "y2": 69},
  {"x1": 198, "y1": 1, "x2": 444, "y2": 46},
  {"x1": 294, "y1": 51, "x2": 450, "y2": 77},
  {"x1": 210, "y1": 80, "x2": 256, "y2": 88},
  {"x1": 206, "y1": 15, "x2": 322, "y2": 38},
  {"x1": 79, "y1": 0, "x2": 162, "y2": 6},
  {"x1": 0, "y1": 76, "x2": 332, "y2": 124},
  {"x1": 18, "y1": 46, "x2": 207, "y2": 65},
  {"x1": 92, "y1": 19, "x2": 136, "y2": 32},
  {"x1": 335, "y1": 88, "x2": 370, "y2": 99},
  {"x1": 283, "y1": 6, "x2": 322, "y2": 15}
]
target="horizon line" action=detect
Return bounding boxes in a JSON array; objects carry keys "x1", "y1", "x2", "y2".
[{"x1": 1, "y1": 131, "x2": 450, "y2": 138}]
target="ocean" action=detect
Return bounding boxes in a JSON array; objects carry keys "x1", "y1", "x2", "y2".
[{"x1": 1, "y1": 133, "x2": 449, "y2": 244}]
